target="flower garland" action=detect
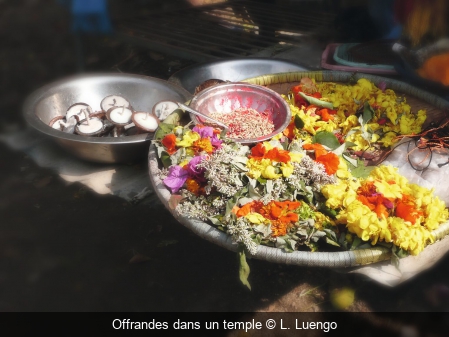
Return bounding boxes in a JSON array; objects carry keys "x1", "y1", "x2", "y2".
[{"x1": 153, "y1": 77, "x2": 449, "y2": 286}]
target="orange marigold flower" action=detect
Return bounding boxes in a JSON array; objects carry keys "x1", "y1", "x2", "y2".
[
  {"x1": 271, "y1": 220, "x2": 289, "y2": 237},
  {"x1": 302, "y1": 143, "x2": 328, "y2": 158},
  {"x1": 395, "y1": 195, "x2": 423, "y2": 224},
  {"x1": 161, "y1": 134, "x2": 177, "y2": 155},
  {"x1": 284, "y1": 200, "x2": 301, "y2": 211},
  {"x1": 265, "y1": 147, "x2": 291, "y2": 163},
  {"x1": 269, "y1": 203, "x2": 283, "y2": 218},
  {"x1": 357, "y1": 195, "x2": 376, "y2": 211},
  {"x1": 315, "y1": 152, "x2": 339, "y2": 175},
  {"x1": 374, "y1": 202, "x2": 389, "y2": 219},
  {"x1": 280, "y1": 212, "x2": 299, "y2": 224},
  {"x1": 283, "y1": 120, "x2": 296, "y2": 140},
  {"x1": 250, "y1": 142, "x2": 266, "y2": 159},
  {"x1": 316, "y1": 108, "x2": 334, "y2": 122},
  {"x1": 236, "y1": 201, "x2": 263, "y2": 218},
  {"x1": 186, "y1": 177, "x2": 201, "y2": 195},
  {"x1": 192, "y1": 138, "x2": 213, "y2": 154}
]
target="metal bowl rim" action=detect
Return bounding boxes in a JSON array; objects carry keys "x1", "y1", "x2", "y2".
[{"x1": 189, "y1": 82, "x2": 291, "y2": 144}]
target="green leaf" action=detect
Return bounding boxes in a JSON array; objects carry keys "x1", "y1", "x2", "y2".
[
  {"x1": 350, "y1": 163, "x2": 375, "y2": 179},
  {"x1": 239, "y1": 249, "x2": 251, "y2": 290},
  {"x1": 154, "y1": 123, "x2": 175, "y2": 140},
  {"x1": 163, "y1": 109, "x2": 184, "y2": 125},
  {"x1": 350, "y1": 236, "x2": 362, "y2": 250},
  {"x1": 313, "y1": 131, "x2": 341, "y2": 150},
  {"x1": 318, "y1": 203, "x2": 338, "y2": 219},
  {"x1": 294, "y1": 115, "x2": 305, "y2": 129},
  {"x1": 342, "y1": 153, "x2": 358, "y2": 167},
  {"x1": 362, "y1": 101, "x2": 375, "y2": 124},
  {"x1": 160, "y1": 151, "x2": 172, "y2": 168},
  {"x1": 325, "y1": 237, "x2": 341, "y2": 247},
  {"x1": 298, "y1": 92, "x2": 334, "y2": 109}
]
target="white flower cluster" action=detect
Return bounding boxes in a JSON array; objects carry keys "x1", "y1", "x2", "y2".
[
  {"x1": 198, "y1": 144, "x2": 246, "y2": 197},
  {"x1": 288, "y1": 156, "x2": 336, "y2": 192},
  {"x1": 226, "y1": 217, "x2": 258, "y2": 255},
  {"x1": 260, "y1": 179, "x2": 288, "y2": 204},
  {"x1": 176, "y1": 192, "x2": 225, "y2": 221}
]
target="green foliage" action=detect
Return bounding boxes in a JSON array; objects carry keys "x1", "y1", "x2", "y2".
[{"x1": 313, "y1": 131, "x2": 341, "y2": 150}]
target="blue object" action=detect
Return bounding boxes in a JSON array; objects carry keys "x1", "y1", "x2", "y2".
[{"x1": 71, "y1": 0, "x2": 113, "y2": 34}]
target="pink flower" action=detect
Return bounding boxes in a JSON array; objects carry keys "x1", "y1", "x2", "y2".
[
  {"x1": 193, "y1": 125, "x2": 214, "y2": 138},
  {"x1": 163, "y1": 165, "x2": 188, "y2": 193},
  {"x1": 186, "y1": 155, "x2": 206, "y2": 182}
]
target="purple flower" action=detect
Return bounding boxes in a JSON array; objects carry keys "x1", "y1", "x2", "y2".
[
  {"x1": 193, "y1": 125, "x2": 214, "y2": 139},
  {"x1": 210, "y1": 134, "x2": 223, "y2": 149},
  {"x1": 186, "y1": 155, "x2": 206, "y2": 182},
  {"x1": 383, "y1": 198, "x2": 394, "y2": 209},
  {"x1": 163, "y1": 165, "x2": 188, "y2": 193}
]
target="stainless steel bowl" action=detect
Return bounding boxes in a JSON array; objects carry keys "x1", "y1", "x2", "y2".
[
  {"x1": 168, "y1": 57, "x2": 308, "y2": 93},
  {"x1": 189, "y1": 83, "x2": 291, "y2": 144},
  {"x1": 23, "y1": 73, "x2": 192, "y2": 164}
]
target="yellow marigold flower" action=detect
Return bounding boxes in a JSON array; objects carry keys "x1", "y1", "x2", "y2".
[
  {"x1": 386, "y1": 106, "x2": 398, "y2": 124},
  {"x1": 262, "y1": 141, "x2": 274, "y2": 151},
  {"x1": 374, "y1": 180, "x2": 403, "y2": 199},
  {"x1": 336, "y1": 159, "x2": 352, "y2": 180},
  {"x1": 280, "y1": 162, "x2": 294, "y2": 178},
  {"x1": 379, "y1": 131, "x2": 397, "y2": 147},
  {"x1": 357, "y1": 78, "x2": 374, "y2": 90},
  {"x1": 315, "y1": 120, "x2": 338, "y2": 133},
  {"x1": 176, "y1": 131, "x2": 200, "y2": 147},
  {"x1": 322, "y1": 182, "x2": 349, "y2": 209},
  {"x1": 345, "y1": 132, "x2": 370, "y2": 151},
  {"x1": 367, "y1": 122, "x2": 381, "y2": 131},
  {"x1": 370, "y1": 166, "x2": 410, "y2": 191},
  {"x1": 339, "y1": 115, "x2": 359, "y2": 135},
  {"x1": 262, "y1": 164, "x2": 282, "y2": 180},
  {"x1": 424, "y1": 198, "x2": 448, "y2": 230},
  {"x1": 289, "y1": 152, "x2": 304, "y2": 163},
  {"x1": 246, "y1": 158, "x2": 270, "y2": 179},
  {"x1": 245, "y1": 212, "x2": 269, "y2": 225},
  {"x1": 298, "y1": 109, "x2": 320, "y2": 135},
  {"x1": 388, "y1": 217, "x2": 431, "y2": 255}
]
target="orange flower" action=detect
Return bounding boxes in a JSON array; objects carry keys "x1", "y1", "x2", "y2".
[
  {"x1": 316, "y1": 108, "x2": 335, "y2": 122},
  {"x1": 280, "y1": 212, "x2": 299, "y2": 223},
  {"x1": 186, "y1": 177, "x2": 202, "y2": 195},
  {"x1": 357, "y1": 195, "x2": 376, "y2": 211},
  {"x1": 283, "y1": 119, "x2": 296, "y2": 140},
  {"x1": 302, "y1": 143, "x2": 328, "y2": 158},
  {"x1": 236, "y1": 202, "x2": 254, "y2": 217},
  {"x1": 265, "y1": 147, "x2": 291, "y2": 163},
  {"x1": 271, "y1": 220, "x2": 289, "y2": 237},
  {"x1": 269, "y1": 202, "x2": 283, "y2": 218},
  {"x1": 284, "y1": 200, "x2": 301, "y2": 210},
  {"x1": 395, "y1": 195, "x2": 423, "y2": 224},
  {"x1": 250, "y1": 142, "x2": 266, "y2": 159},
  {"x1": 315, "y1": 152, "x2": 339, "y2": 175},
  {"x1": 235, "y1": 201, "x2": 263, "y2": 218},
  {"x1": 192, "y1": 138, "x2": 213, "y2": 154},
  {"x1": 162, "y1": 134, "x2": 177, "y2": 155}
]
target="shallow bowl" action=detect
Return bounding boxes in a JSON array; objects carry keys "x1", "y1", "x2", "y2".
[
  {"x1": 23, "y1": 73, "x2": 191, "y2": 163},
  {"x1": 168, "y1": 57, "x2": 307, "y2": 94},
  {"x1": 189, "y1": 82, "x2": 291, "y2": 144}
]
